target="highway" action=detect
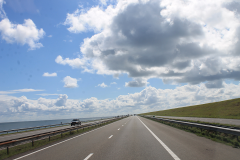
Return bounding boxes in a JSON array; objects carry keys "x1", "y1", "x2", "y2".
[
  {"x1": 155, "y1": 116, "x2": 240, "y2": 126},
  {"x1": 7, "y1": 116, "x2": 240, "y2": 160}
]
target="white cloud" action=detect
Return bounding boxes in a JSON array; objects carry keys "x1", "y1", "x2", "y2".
[
  {"x1": 11, "y1": 89, "x2": 44, "y2": 92},
  {"x1": 0, "y1": 0, "x2": 6, "y2": 19},
  {"x1": 62, "y1": 0, "x2": 240, "y2": 87},
  {"x1": 111, "y1": 82, "x2": 117, "y2": 85},
  {"x1": 97, "y1": 82, "x2": 108, "y2": 88},
  {"x1": 0, "y1": 82, "x2": 240, "y2": 122},
  {"x1": 100, "y1": 0, "x2": 108, "y2": 5},
  {"x1": 55, "y1": 55, "x2": 90, "y2": 72},
  {"x1": 43, "y1": 72, "x2": 57, "y2": 77},
  {"x1": 55, "y1": 94, "x2": 68, "y2": 106},
  {"x1": 36, "y1": 94, "x2": 59, "y2": 96},
  {"x1": 0, "y1": 89, "x2": 44, "y2": 95},
  {"x1": 63, "y1": 76, "x2": 79, "y2": 88},
  {"x1": 0, "y1": 18, "x2": 45, "y2": 50},
  {"x1": 48, "y1": 35, "x2": 52, "y2": 38}
]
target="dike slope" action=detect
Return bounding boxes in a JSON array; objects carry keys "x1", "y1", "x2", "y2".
[{"x1": 142, "y1": 98, "x2": 240, "y2": 119}]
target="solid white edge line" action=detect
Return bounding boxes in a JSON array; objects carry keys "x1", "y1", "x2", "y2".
[
  {"x1": 84, "y1": 153, "x2": 93, "y2": 160},
  {"x1": 137, "y1": 116, "x2": 181, "y2": 160},
  {"x1": 108, "y1": 135, "x2": 113, "y2": 139},
  {"x1": 13, "y1": 118, "x2": 129, "y2": 160}
]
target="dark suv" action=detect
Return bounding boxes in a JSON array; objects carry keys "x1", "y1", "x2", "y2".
[{"x1": 71, "y1": 119, "x2": 81, "y2": 126}]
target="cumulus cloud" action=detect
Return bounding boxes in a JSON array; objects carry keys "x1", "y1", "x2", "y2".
[
  {"x1": 125, "y1": 78, "x2": 148, "y2": 87},
  {"x1": 63, "y1": 76, "x2": 79, "y2": 88},
  {"x1": 0, "y1": 82, "x2": 240, "y2": 122},
  {"x1": 97, "y1": 82, "x2": 108, "y2": 88},
  {"x1": 111, "y1": 82, "x2": 117, "y2": 85},
  {"x1": 55, "y1": 55, "x2": 91, "y2": 72},
  {"x1": 0, "y1": 18, "x2": 45, "y2": 50},
  {"x1": 61, "y1": 0, "x2": 240, "y2": 87},
  {"x1": 205, "y1": 80, "x2": 224, "y2": 89},
  {"x1": 55, "y1": 94, "x2": 68, "y2": 106},
  {"x1": 43, "y1": 72, "x2": 57, "y2": 77}
]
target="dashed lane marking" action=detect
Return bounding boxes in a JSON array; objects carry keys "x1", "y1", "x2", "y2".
[{"x1": 84, "y1": 153, "x2": 93, "y2": 160}]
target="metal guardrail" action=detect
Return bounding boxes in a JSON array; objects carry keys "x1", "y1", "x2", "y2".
[
  {"x1": 0, "y1": 116, "x2": 126, "y2": 155},
  {"x1": 0, "y1": 123, "x2": 70, "y2": 135},
  {"x1": 142, "y1": 116, "x2": 240, "y2": 139},
  {"x1": 0, "y1": 118, "x2": 112, "y2": 135}
]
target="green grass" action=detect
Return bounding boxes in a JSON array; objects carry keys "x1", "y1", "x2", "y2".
[
  {"x1": 0, "y1": 118, "x2": 124, "y2": 160},
  {"x1": 143, "y1": 117, "x2": 240, "y2": 148},
  {"x1": 141, "y1": 98, "x2": 240, "y2": 119}
]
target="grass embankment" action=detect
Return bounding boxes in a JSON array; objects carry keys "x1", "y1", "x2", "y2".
[
  {"x1": 0, "y1": 118, "x2": 123, "y2": 160},
  {"x1": 142, "y1": 98, "x2": 240, "y2": 119},
  {"x1": 143, "y1": 117, "x2": 240, "y2": 148}
]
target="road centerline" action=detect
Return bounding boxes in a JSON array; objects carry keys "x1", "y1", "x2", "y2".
[
  {"x1": 84, "y1": 153, "x2": 93, "y2": 160},
  {"x1": 137, "y1": 116, "x2": 181, "y2": 160},
  {"x1": 108, "y1": 135, "x2": 113, "y2": 139}
]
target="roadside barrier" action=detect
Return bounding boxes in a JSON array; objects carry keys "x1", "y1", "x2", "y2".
[
  {"x1": 0, "y1": 119, "x2": 111, "y2": 135},
  {"x1": 0, "y1": 123, "x2": 70, "y2": 135},
  {"x1": 142, "y1": 116, "x2": 240, "y2": 141},
  {"x1": 0, "y1": 116, "x2": 126, "y2": 155}
]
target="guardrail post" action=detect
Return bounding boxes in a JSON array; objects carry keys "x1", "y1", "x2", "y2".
[
  {"x1": 49, "y1": 136, "x2": 50, "y2": 141},
  {"x1": 32, "y1": 140, "x2": 34, "y2": 147},
  {"x1": 7, "y1": 147, "x2": 9, "y2": 155}
]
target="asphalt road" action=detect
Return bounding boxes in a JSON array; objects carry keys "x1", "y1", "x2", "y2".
[
  {"x1": 0, "y1": 120, "x2": 108, "y2": 143},
  {"x1": 155, "y1": 116, "x2": 240, "y2": 126},
  {"x1": 8, "y1": 116, "x2": 240, "y2": 160}
]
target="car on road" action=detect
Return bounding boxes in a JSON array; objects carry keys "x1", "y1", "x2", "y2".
[{"x1": 71, "y1": 119, "x2": 81, "y2": 126}]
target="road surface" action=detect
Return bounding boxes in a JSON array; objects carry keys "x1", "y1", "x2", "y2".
[
  {"x1": 155, "y1": 116, "x2": 240, "y2": 126},
  {"x1": 7, "y1": 116, "x2": 240, "y2": 160}
]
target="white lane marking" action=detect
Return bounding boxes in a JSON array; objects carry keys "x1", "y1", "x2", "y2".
[
  {"x1": 109, "y1": 135, "x2": 113, "y2": 139},
  {"x1": 13, "y1": 118, "x2": 128, "y2": 160},
  {"x1": 118, "y1": 128, "x2": 120, "y2": 130},
  {"x1": 84, "y1": 153, "x2": 93, "y2": 160},
  {"x1": 137, "y1": 117, "x2": 181, "y2": 160},
  {"x1": 122, "y1": 125, "x2": 124, "y2": 126}
]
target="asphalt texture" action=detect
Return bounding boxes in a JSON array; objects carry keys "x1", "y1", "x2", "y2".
[
  {"x1": 155, "y1": 116, "x2": 240, "y2": 126},
  {"x1": 0, "y1": 120, "x2": 106, "y2": 142},
  {"x1": 8, "y1": 116, "x2": 240, "y2": 160}
]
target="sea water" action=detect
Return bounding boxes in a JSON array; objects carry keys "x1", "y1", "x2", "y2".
[{"x1": 0, "y1": 116, "x2": 113, "y2": 132}]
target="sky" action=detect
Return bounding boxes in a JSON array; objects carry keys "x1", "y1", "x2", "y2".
[{"x1": 0, "y1": 0, "x2": 240, "y2": 122}]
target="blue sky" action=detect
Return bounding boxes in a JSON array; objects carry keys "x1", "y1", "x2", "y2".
[{"x1": 0, "y1": 0, "x2": 240, "y2": 122}]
